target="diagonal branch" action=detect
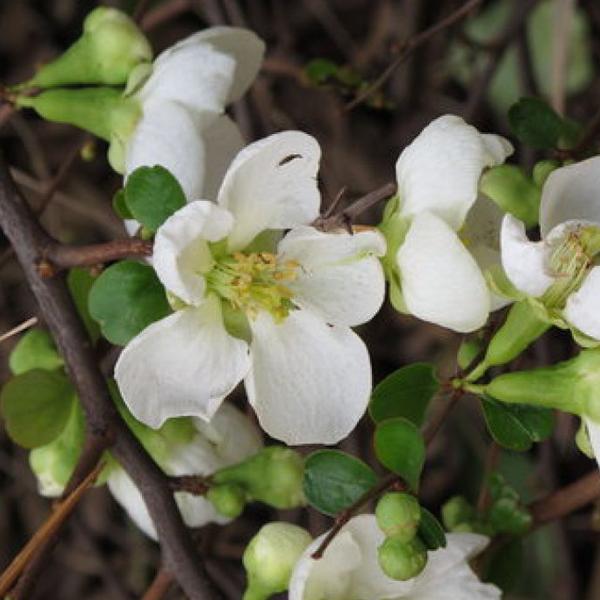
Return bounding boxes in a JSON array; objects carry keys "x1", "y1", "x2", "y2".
[{"x1": 0, "y1": 152, "x2": 222, "y2": 600}]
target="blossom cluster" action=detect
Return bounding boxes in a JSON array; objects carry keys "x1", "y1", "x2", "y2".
[{"x1": 9, "y1": 8, "x2": 600, "y2": 599}]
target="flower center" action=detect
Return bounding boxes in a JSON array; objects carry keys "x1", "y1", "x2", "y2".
[
  {"x1": 543, "y1": 225, "x2": 600, "y2": 307},
  {"x1": 206, "y1": 252, "x2": 299, "y2": 321}
]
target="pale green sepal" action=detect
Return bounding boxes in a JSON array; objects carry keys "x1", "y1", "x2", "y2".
[
  {"x1": 25, "y1": 7, "x2": 151, "y2": 88},
  {"x1": 124, "y1": 62, "x2": 153, "y2": 96},
  {"x1": 222, "y1": 300, "x2": 252, "y2": 343},
  {"x1": 484, "y1": 263, "x2": 524, "y2": 302},
  {"x1": 576, "y1": 419, "x2": 594, "y2": 458},
  {"x1": 480, "y1": 164, "x2": 540, "y2": 228},
  {"x1": 243, "y1": 522, "x2": 312, "y2": 600},
  {"x1": 240, "y1": 229, "x2": 283, "y2": 255},
  {"x1": 467, "y1": 300, "x2": 549, "y2": 382},
  {"x1": 532, "y1": 159, "x2": 560, "y2": 188},
  {"x1": 17, "y1": 88, "x2": 141, "y2": 143}
]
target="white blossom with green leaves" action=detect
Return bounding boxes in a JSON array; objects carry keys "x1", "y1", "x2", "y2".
[{"x1": 115, "y1": 131, "x2": 387, "y2": 445}]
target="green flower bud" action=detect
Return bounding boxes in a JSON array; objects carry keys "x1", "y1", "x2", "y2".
[
  {"x1": 375, "y1": 492, "x2": 421, "y2": 542},
  {"x1": 377, "y1": 537, "x2": 427, "y2": 581},
  {"x1": 213, "y1": 446, "x2": 305, "y2": 509},
  {"x1": 17, "y1": 88, "x2": 140, "y2": 143},
  {"x1": 243, "y1": 522, "x2": 312, "y2": 600},
  {"x1": 207, "y1": 484, "x2": 246, "y2": 519},
  {"x1": 532, "y1": 159, "x2": 560, "y2": 188},
  {"x1": 480, "y1": 164, "x2": 540, "y2": 228},
  {"x1": 467, "y1": 300, "x2": 549, "y2": 381},
  {"x1": 488, "y1": 497, "x2": 532, "y2": 535},
  {"x1": 24, "y1": 7, "x2": 151, "y2": 88},
  {"x1": 441, "y1": 495, "x2": 475, "y2": 531},
  {"x1": 457, "y1": 338, "x2": 484, "y2": 371}
]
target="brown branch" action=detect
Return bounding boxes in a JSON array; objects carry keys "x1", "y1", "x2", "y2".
[
  {"x1": 0, "y1": 462, "x2": 103, "y2": 596},
  {"x1": 169, "y1": 475, "x2": 212, "y2": 495},
  {"x1": 141, "y1": 0, "x2": 193, "y2": 31},
  {"x1": 39, "y1": 238, "x2": 153, "y2": 275},
  {"x1": 530, "y1": 470, "x2": 600, "y2": 527},
  {"x1": 142, "y1": 567, "x2": 176, "y2": 600},
  {"x1": 345, "y1": 0, "x2": 483, "y2": 111},
  {"x1": 314, "y1": 182, "x2": 396, "y2": 231},
  {"x1": 0, "y1": 153, "x2": 222, "y2": 600}
]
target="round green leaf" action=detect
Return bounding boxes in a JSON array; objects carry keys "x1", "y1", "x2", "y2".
[
  {"x1": 374, "y1": 418, "x2": 425, "y2": 491},
  {"x1": 508, "y1": 98, "x2": 564, "y2": 149},
  {"x1": 303, "y1": 450, "x2": 377, "y2": 516},
  {"x1": 370, "y1": 363, "x2": 439, "y2": 426},
  {"x1": 8, "y1": 329, "x2": 63, "y2": 375},
  {"x1": 481, "y1": 395, "x2": 554, "y2": 452},
  {"x1": 124, "y1": 165, "x2": 186, "y2": 232},
  {"x1": 1, "y1": 370, "x2": 75, "y2": 448},
  {"x1": 418, "y1": 507, "x2": 447, "y2": 550},
  {"x1": 68, "y1": 267, "x2": 101, "y2": 343},
  {"x1": 88, "y1": 260, "x2": 171, "y2": 346}
]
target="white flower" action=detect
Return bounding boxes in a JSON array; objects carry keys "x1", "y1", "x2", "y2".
[
  {"x1": 288, "y1": 515, "x2": 501, "y2": 600},
  {"x1": 110, "y1": 26, "x2": 265, "y2": 225},
  {"x1": 501, "y1": 156, "x2": 600, "y2": 342},
  {"x1": 114, "y1": 131, "x2": 386, "y2": 445},
  {"x1": 107, "y1": 403, "x2": 262, "y2": 540},
  {"x1": 391, "y1": 115, "x2": 513, "y2": 332}
]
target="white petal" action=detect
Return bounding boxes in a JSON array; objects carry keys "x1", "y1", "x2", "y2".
[
  {"x1": 245, "y1": 309, "x2": 371, "y2": 445},
  {"x1": 125, "y1": 100, "x2": 210, "y2": 201},
  {"x1": 107, "y1": 404, "x2": 262, "y2": 540},
  {"x1": 396, "y1": 115, "x2": 513, "y2": 231},
  {"x1": 201, "y1": 114, "x2": 245, "y2": 202},
  {"x1": 540, "y1": 156, "x2": 600, "y2": 236},
  {"x1": 397, "y1": 212, "x2": 490, "y2": 332},
  {"x1": 564, "y1": 267, "x2": 600, "y2": 341},
  {"x1": 114, "y1": 297, "x2": 250, "y2": 428},
  {"x1": 185, "y1": 27, "x2": 265, "y2": 103},
  {"x1": 107, "y1": 467, "x2": 161, "y2": 540},
  {"x1": 411, "y1": 533, "x2": 501, "y2": 600},
  {"x1": 500, "y1": 214, "x2": 555, "y2": 297},
  {"x1": 139, "y1": 27, "x2": 263, "y2": 112},
  {"x1": 153, "y1": 201, "x2": 233, "y2": 306},
  {"x1": 277, "y1": 226, "x2": 386, "y2": 327},
  {"x1": 218, "y1": 131, "x2": 321, "y2": 251}
]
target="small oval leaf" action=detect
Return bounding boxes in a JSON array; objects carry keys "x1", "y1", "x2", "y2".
[
  {"x1": 370, "y1": 363, "x2": 439, "y2": 426},
  {"x1": 418, "y1": 507, "x2": 447, "y2": 550},
  {"x1": 1, "y1": 370, "x2": 75, "y2": 448},
  {"x1": 88, "y1": 260, "x2": 171, "y2": 346},
  {"x1": 303, "y1": 450, "x2": 377, "y2": 516},
  {"x1": 374, "y1": 418, "x2": 425, "y2": 491}
]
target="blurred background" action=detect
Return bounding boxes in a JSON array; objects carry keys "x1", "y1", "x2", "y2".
[{"x1": 1, "y1": 0, "x2": 600, "y2": 597}]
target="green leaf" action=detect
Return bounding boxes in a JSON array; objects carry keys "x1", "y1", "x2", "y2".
[
  {"x1": 88, "y1": 260, "x2": 171, "y2": 345},
  {"x1": 369, "y1": 363, "x2": 439, "y2": 426},
  {"x1": 8, "y1": 329, "x2": 63, "y2": 375},
  {"x1": 481, "y1": 395, "x2": 554, "y2": 452},
  {"x1": 1, "y1": 369, "x2": 75, "y2": 448},
  {"x1": 112, "y1": 188, "x2": 133, "y2": 219},
  {"x1": 68, "y1": 267, "x2": 101, "y2": 343},
  {"x1": 374, "y1": 418, "x2": 425, "y2": 490},
  {"x1": 508, "y1": 97, "x2": 564, "y2": 149},
  {"x1": 303, "y1": 450, "x2": 377, "y2": 516},
  {"x1": 124, "y1": 165, "x2": 186, "y2": 232},
  {"x1": 304, "y1": 58, "x2": 339, "y2": 85},
  {"x1": 418, "y1": 508, "x2": 447, "y2": 550}
]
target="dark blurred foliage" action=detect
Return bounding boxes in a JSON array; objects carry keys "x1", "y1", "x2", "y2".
[{"x1": 1, "y1": 0, "x2": 600, "y2": 598}]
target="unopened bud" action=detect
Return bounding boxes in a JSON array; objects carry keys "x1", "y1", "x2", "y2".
[
  {"x1": 243, "y1": 522, "x2": 312, "y2": 600},
  {"x1": 25, "y1": 7, "x2": 151, "y2": 88},
  {"x1": 378, "y1": 537, "x2": 427, "y2": 581},
  {"x1": 213, "y1": 446, "x2": 305, "y2": 509},
  {"x1": 375, "y1": 492, "x2": 421, "y2": 542},
  {"x1": 207, "y1": 483, "x2": 246, "y2": 519},
  {"x1": 441, "y1": 495, "x2": 475, "y2": 531}
]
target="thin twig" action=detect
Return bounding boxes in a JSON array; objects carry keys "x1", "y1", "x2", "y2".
[
  {"x1": 346, "y1": 0, "x2": 483, "y2": 111},
  {"x1": 530, "y1": 470, "x2": 600, "y2": 526},
  {"x1": 0, "y1": 462, "x2": 103, "y2": 596},
  {"x1": 39, "y1": 238, "x2": 153, "y2": 275},
  {"x1": 0, "y1": 316, "x2": 38, "y2": 343},
  {"x1": 141, "y1": 0, "x2": 193, "y2": 31},
  {"x1": 476, "y1": 442, "x2": 501, "y2": 514},
  {"x1": 142, "y1": 567, "x2": 176, "y2": 600}
]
